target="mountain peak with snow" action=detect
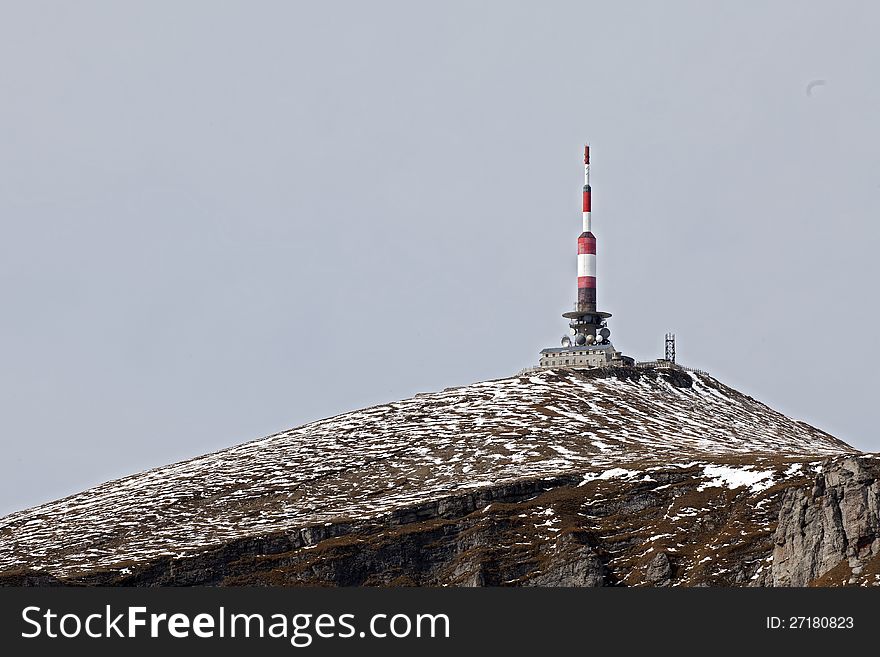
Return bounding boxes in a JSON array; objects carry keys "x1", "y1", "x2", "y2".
[{"x1": 1, "y1": 365, "x2": 870, "y2": 587}]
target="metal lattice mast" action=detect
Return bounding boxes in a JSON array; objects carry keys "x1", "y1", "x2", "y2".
[{"x1": 665, "y1": 333, "x2": 676, "y2": 363}]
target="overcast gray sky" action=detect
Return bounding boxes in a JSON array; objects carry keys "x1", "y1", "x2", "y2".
[{"x1": 1, "y1": 1, "x2": 878, "y2": 516}]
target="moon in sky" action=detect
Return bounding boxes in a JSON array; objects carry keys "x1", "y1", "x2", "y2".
[{"x1": 806, "y1": 79, "x2": 827, "y2": 96}]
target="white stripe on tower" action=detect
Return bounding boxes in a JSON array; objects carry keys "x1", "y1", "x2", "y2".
[{"x1": 578, "y1": 253, "x2": 597, "y2": 277}]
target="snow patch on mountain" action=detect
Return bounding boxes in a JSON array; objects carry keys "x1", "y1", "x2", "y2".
[{"x1": 697, "y1": 465, "x2": 776, "y2": 493}]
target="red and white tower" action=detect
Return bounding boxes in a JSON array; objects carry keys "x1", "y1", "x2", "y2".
[
  {"x1": 538, "y1": 142, "x2": 631, "y2": 368},
  {"x1": 577, "y1": 145, "x2": 596, "y2": 312},
  {"x1": 562, "y1": 143, "x2": 612, "y2": 346}
]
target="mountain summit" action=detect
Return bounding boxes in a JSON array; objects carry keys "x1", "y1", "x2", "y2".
[{"x1": 2, "y1": 365, "x2": 877, "y2": 587}]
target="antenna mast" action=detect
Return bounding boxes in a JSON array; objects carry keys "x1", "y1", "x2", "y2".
[{"x1": 665, "y1": 333, "x2": 676, "y2": 363}]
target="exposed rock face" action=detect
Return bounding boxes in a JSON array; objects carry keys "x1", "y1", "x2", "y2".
[
  {"x1": 772, "y1": 456, "x2": 880, "y2": 587},
  {"x1": 645, "y1": 551, "x2": 672, "y2": 585},
  {"x1": 0, "y1": 366, "x2": 874, "y2": 587}
]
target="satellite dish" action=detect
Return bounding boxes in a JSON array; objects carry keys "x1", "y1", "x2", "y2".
[
  {"x1": 575, "y1": 333, "x2": 586, "y2": 345},
  {"x1": 585, "y1": 334, "x2": 595, "y2": 344},
  {"x1": 561, "y1": 336, "x2": 572, "y2": 348},
  {"x1": 599, "y1": 327, "x2": 611, "y2": 339},
  {"x1": 569, "y1": 328, "x2": 577, "y2": 336}
]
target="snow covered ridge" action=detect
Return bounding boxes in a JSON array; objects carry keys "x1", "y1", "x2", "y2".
[{"x1": 0, "y1": 367, "x2": 857, "y2": 578}]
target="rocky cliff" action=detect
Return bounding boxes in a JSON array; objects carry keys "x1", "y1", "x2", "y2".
[{"x1": 1, "y1": 366, "x2": 876, "y2": 587}]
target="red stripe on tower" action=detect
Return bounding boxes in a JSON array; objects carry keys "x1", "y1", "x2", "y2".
[{"x1": 577, "y1": 235, "x2": 596, "y2": 254}]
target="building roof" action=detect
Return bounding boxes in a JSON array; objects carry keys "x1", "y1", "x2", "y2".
[{"x1": 539, "y1": 344, "x2": 615, "y2": 355}]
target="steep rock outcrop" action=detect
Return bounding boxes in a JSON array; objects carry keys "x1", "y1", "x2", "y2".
[{"x1": 772, "y1": 456, "x2": 880, "y2": 586}]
